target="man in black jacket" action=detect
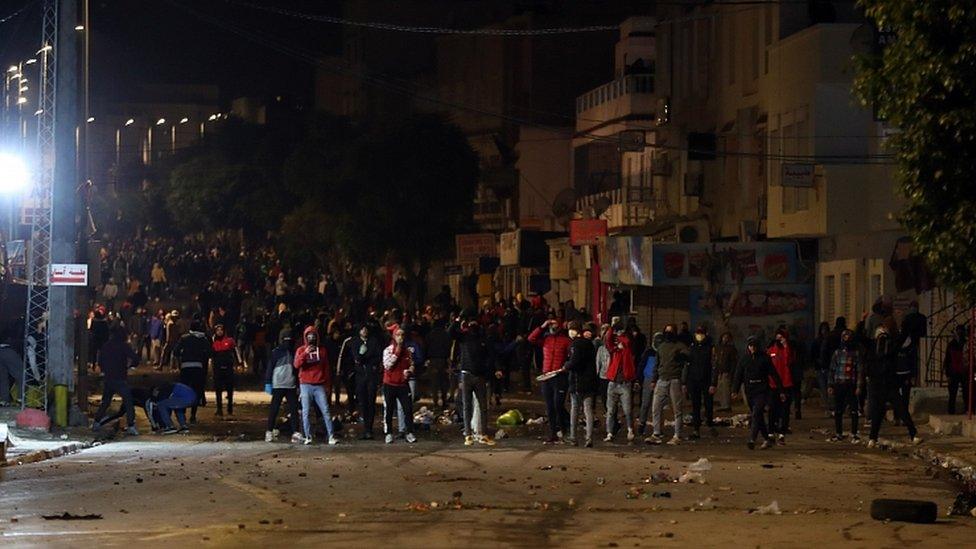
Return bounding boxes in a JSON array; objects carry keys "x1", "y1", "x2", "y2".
[
  {"x1": 450, "y1": 318, "x2": 498, "y2": 446},
  {"x1": 92, "y1": 327, "x2": 140, "y2": 435},
  {"x1": 174, "y1": 321, "x2": 211, "y2": 423},
  {"x1": 341, "y1": 324, "x2": 382, "y2": 439},
  {"x1": 566, "y1": 321, "x2": 598, "y2": 447},
  {"x1": 732, "y1": 336, "x2": 785, "y2": 449},
  {"x1": 867, "y1": 327, "x2": 921, "y2": 447},
  {"x1": 684, "y1": 325, "x2": 716, "y2": 439}
]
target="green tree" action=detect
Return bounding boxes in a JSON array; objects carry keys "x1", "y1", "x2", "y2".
[{"x1": 854, "y1": 1, "x2": 976, "y2": 302}]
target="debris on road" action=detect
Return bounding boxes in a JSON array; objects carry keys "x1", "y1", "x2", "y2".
[
  {"x1": 870, "y1": 498, "x2": 937, "y2": 524},
  {"x1": 496, "y1": 410, "x2": 525, "y2": 426},
  {"x1": 687, "y1": 458, "x2": 712, "y2": 472},
  {"x1": 693, "y1": 497, "x2": 716, "y2": 510},
  {"x1": 525, "y1": 416, "x2": 546, "y2": 426},
  {"x1": 494, "y1": 429, "x2": 507, "y2": 440},
  {"x1": 679, "y1": 471, "x2": 705, "y2": 484},
  {"x1": 751, "y1": 501, "x2": 782, "y2": 515},
  {"x1": 42, "y1": 512, "x2": 103, "y2": 521}
]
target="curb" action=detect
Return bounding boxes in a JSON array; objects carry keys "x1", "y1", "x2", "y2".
[{"x1": 1, "y1": 441, "x2": 92, "y2": 467}]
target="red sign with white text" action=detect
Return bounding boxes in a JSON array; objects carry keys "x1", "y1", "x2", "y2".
[{"x1": 569, "y1": 219, "x2": 608, "y2": 246}]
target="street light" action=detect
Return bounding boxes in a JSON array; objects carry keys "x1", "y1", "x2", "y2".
[
  {"x1": 86, "y1": 116, "x2": 95, "y2": 123},
  {"x1": 0, "y1": 152, "x2": 30, "y2": 194},
  {"x1": 124, "y1": 118, "x2": 134, "y2": 126},
  {"x1": 179, "y1": 117, "x2": 189, "y2": 124},
  {"x1": 155, "y1": 118, "x2": 165, "y2": 125}
]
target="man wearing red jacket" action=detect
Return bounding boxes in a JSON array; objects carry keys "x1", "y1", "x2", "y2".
[
  {"x1": 767, "y1": 328, "x2": 795, "y2": 444},
  {"x1": 382, "y1": 327, "x2": 417, "y2": 444},
  {"x1": 603, "y1": 323, "x2": 636, "y2": 442},
  {"x1": 294, "y1": 326, "x2": 338, "y2": 445},
  {"x1": 528, "y1": 318, "x2": 571, "y2": 444}
]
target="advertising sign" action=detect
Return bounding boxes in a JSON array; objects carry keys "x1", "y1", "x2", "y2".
[
  {"x1": 781, "y1": 163, "x2": 815, "y2": 187},
  {"x1": 598, "y1": 236, "x2": 654, "y2": 286},
  {"x1": 652, "y1": 242, "x2": 797, "y2": 286},
  {"x1": 455, "y1": 233, "x2": 497, "y2": 264},
  {"x1": 689, "y1": 284, "x2": 814, "y2": 347},
  {"x1": 499, "y1": 230, "x2": 520, "y2": 266},
  {"x1": 569, "y1": 219, "x2": 608, "y2": 246},
  {"x1": 50, "y1": 263, "x2": 89, "y2": 286}
]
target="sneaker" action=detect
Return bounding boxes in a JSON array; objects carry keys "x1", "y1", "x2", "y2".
[
  {"x1": 272, "y1": 429, "x2": 280, "y2": 438},
  {"x1": 384, "y1": 434, "x2": 394, "y2": 444},
  {"x1": 177, "y1": 426, "x2": 189, "y2": 433},
  {"x1": 564, "y1": 437, "x2": 577, "y2": 446},
  {"x1": 851, "y1": 434, "x2": 861, "y2": 444},
  {"x1": 603, "y1": 433, "x2": 614, "y2": 443},
  {"x1": 777, "y1": 435, "x2": 786, "y2": 446},
  {"x1": 291, "y1": 432, "x2": 304, "y2": 443},
  {"x1": 405, "y1": 433, "x2": 417, "y2": 444},
  {"x1": 866, "y1": 439, "x2": 878, "y2": 448},
  {"x1": 265, "y1": 431, "x2": 274, "y2": 443},
  {"x1": 162, "y1": 427, "x2": 178, "y2": 435},
  {"x1": 126, "y1": 426, "x2": 140, "y2": 436},
  {"x1": 542, "y1": 436, "x2": 559, "y2": 445},
  {"x1": 747, "y1": 440, "x2": 756, "y2": 450},
  {"x1": 828, "y1": 434, "x2": 844, "y2": 442},
  {"x1": 760, "y1": 439, "x2": 773, "y2": 449},
  {"x1": 910, "y1": 436, "x2": 923, "y2": 445},
  {"x1": 303, "y1": 437, "x2": 313, "y2": 445},
  {"x1": 627, "y1": 429, "x2": 636, "y2": 442},
  {"x1": 90, "y1": 421, "x2": 101, "y2": 432},
  {"x1": 328, "y1": 436, "x2": 339, "y2": 446},
  {"x1": 584, "y1": 439, "x2": 593, "y2": 448},
  {"x1": 464, "y1": 435, "x2": 475, "y2": 446},
  {"x1": 644, "y1": 434, "x2": 663, "y2": 445},
  {"x1": 666, "y1": 436, "x2": 680, "y2": 446},
  {"x1": 476, "y1": 435, "x2": 494, "y2": 446}
]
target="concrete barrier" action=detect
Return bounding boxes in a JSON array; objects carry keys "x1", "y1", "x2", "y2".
[{"x1": 909, "y1": 387, "x2": 948, "y2": 419}]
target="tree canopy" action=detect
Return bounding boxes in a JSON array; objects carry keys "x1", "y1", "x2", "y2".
[{"x1": 854, "y1": 1, "x2": 976, "y2": 303}]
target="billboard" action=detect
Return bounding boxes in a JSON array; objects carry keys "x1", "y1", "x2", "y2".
[
  {"x1": 652, "y1": 242, "x2": 798, "y2": 286},
  {"x1": 569, "y1": 219, "x2": 608, "y2": 246},
  {"x1": 689, "y1": 284, "x2": 814, "y2": 348},
  {"x1": 599, "y1": 236, "x2": 654, "y2": 286},
  {"x1": 455, "y1": 233, "x2": 497, "y2": 264}
]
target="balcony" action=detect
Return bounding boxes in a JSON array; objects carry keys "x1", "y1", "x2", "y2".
[
  {"x1": 576, "y1": 185, "x2": 660, "y2": 232},
  {"x1": 575, "y1": 74, "x2": 655, "y2": 133}
]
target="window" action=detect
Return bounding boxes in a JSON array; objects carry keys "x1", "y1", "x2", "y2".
[
  {"x1": 825, "y1": 275, "x2": 836, "y2": 324},
  {"x1": 840, "y1": 272, "x2": 852, "y2": 321}
]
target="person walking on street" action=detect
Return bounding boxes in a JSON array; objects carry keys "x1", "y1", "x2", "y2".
[
  {"x1": 174, "y1": 320, "x2": 210, "y2": 424},
  {"x1": 295, "y1": 326, "x2": 338, "y2": 445},
  {"x1": 685, "y1": 325, "x2": 716, "y2": 439},
  {"x1": 264, "y1": 331, "x2": 301, "y2": 443},
  {"x1": 636, "y1": 332, "x2": 662, "y2": 436},
  {"x1": 828, "y1": 329, "x2": 864, "y2": 442},
  {"x1": 732, "y1": 336, "x2": 785, "y2": 449},
  {"x1": 450, "y1": 318, "x2": 498, "y2": 446},
  {"x1": 528, "y1": 317, "x2": 572, "y2": 444},
  {"x1": 566, "y1": 321, "x2": 598, "y2": 447},
  {"x1": 767, "y1": 329, "x2": 796, "y2": 444},
  {"x1": 866, "y1": 327, "x2": 922, "y2": 447},
  {"x1": 382, "y1": 327, "x2": 417, "y2": 444},
  {"x1": 603, "y1": 320, "x2": 637, "y2": 443},
  {"x1": 648, "y1": 325, "x2": 689, "y2": 445},
  {"x1": 92, "y1": 327, "x2": 140, "y2": 435},
  {"x1": 211, "y1": 323, "x2": 242, "y2": 416}
]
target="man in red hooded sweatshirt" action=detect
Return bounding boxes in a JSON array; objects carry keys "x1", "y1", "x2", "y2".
[
  {"x1": 382, "y1": 327, "x2": 417, "y2": 444},
  {"x1": 528, "y1": 318, "x2": 572, "y2": 444},
  {"x1": 603, "y1": 320, "x2": 636, "y2": 442},
  {"x1": 767, "y1": 328, "x2": 795, "y2": 444},
  {"x1": 294, "y1": 326, "x2": 338, "y2": 445}
]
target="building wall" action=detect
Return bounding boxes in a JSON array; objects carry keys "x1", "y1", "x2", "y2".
[{"x1": 515, "y1": 126, "x2": 571, "y2": 231}]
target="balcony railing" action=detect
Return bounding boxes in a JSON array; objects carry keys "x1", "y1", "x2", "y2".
[{"x1": 576, "y1": 74, "x2": 654, "y2": 115}]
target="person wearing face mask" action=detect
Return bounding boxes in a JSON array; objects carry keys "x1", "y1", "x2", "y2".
[
  {"x1": 866, "y1": 327, "x2": 921, "y2": 447},
  {"x1": 732, "y1": 336, "x2": 784, "y2": 449},
  {"x1": 381, "y1": 328, "x2": 417, "y2": 444},
  {"x1": 603, "y1": 320, "x2": 637, "y2": 443},
  {"x1": 827, "y1": 329, "x2": 863, "y2": 443},
  {"x1": 449, "y1": 317, "x2": 497, "y2": 446},
  {"x1": 341, "y1": 324, "x2": 382, "y2": 439},
  {"x1": 528, "y1": 317, "x2": 572, "y2": 444},
  {"x1": 647, "y1": 324, "x2": 689, "y2": 445},
  {"x1": 210, "y1": 323, "x2": 242, "y2": 417},
  {"x1": 684, "y1": 325, "x2": 716, "y2": 439},
  {"x1": 565, "y1": 321, "x2": 598, "y2": 447},
  {"x1": 294, "y1": 326, "x2": 338, "y2": 445},
  {"x1": 766, "y1": 329, "x2": 795, "y2": 444},
  {"x1": 636, "y1": 332, "x2": 662, "y2": 437},
  {"x1": 264, "y1": 330, "x2": 301, "y2": 443}
]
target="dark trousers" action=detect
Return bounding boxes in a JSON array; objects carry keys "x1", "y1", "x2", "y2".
[
  {"x1": 427, "y1": 358, "x2": 449, "y2": 407},
  {"x1": 179, "y1": 366, "x2": 206, "y2": 421},
  {"x1": 948, "y1": 376, "x2": 971, "y2": 414},
  {"x1": 541, "y1": 374, "x2": 568, "y2": 439},
  {"x1": 688, "y1": 382, "x2": 714, "y2": 429},
  {"x1": 793, "y1": 383, "x2": 803, "y2": 419},
  {"x1": 832, "y1": 383, "x2": 860, "y2": 436},
  {"x1": 94, "y1": 379, "x2": 135, "y2": 427},
  {"x1": 383, "y1": 384, "x2": 413, "y2": 435},
  {"x1": 356, "y1": 374, "x2": 378, "y2": 433},
  {"x1": 769, "y1": 388, "x2": 793, "y2": 434},
  {"x1": 460, "y1": 372, "x2": 488, "y2": 437},
  {"x1": 747, "y1": 391, "x2": 770, "y2": 442},
  {"x1": 214, "y1": 367, "x2": 235, "y2": 414},
  {"x1": 869, "y1": 382, "x2": 917, "y2": 440},
  {"x1": 267, "y1": 387, "x2": 298, "y2": 432}
]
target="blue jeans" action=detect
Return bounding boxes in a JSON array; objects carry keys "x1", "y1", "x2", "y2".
[
  {"x1": 157, "y1": 383, "x2": 196, "y2": 429},
  {"x1": 300, "y1": 383, "x2": 335, "y2": 440}
]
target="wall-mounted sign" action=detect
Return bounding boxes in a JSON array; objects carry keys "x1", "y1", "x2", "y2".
[
  {"x1": 50, "y1": 263, "x2": 88, "y2": 286},
  {"x1": 569, "y1": 219, "x2": 608, "y2": 246},
  {"x1": 455, "y1": 233, "x2": 497, "y2": 264},
  {"x1": 781, "y1": 163, "x2": 815, "y2": 187}
]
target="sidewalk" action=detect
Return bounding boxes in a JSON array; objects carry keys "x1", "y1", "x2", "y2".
[{"x1": 0, "y1": 406, "x2": 94, "y2": 467}]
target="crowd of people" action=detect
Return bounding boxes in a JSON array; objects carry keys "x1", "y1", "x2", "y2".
[{"x1": 80, "y1": 237, "x2": 972, "y2": 451}]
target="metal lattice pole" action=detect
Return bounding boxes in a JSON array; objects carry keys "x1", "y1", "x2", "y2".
[{"x1": 21, "y1": 0, "x2": 58, "y2": 411}]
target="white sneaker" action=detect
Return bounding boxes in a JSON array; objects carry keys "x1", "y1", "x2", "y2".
[
  {"x1": 627, "y1": 429, "x2": 635, "y2": 442},
  {"x1": 291, "y1": 432, "x2": 304, "y2": 443},
  {"x1": 385, "y1": 434, "x2": 394, "y2": 444},
  {"x1": 328, "y1": 436, "x2": 339, "y2": 446},
  {"x1": 405, "y1": 433, "x2": 417, "y2": 444},
  {"x1": 866, "y1": 439, "x2": 877, "y2": 448},
  {"x1": 910, "y1": 436, "x2": 923, "y2": 445},
  {"x1": 303, "y1": 437, "x2": 313, "y2": 445},
  {"x1": 603, "y1": 433, "x2": 613, "y2": 443},
  {"x1": 851, "y1": 434, "x2": 861, "y2": 444},
  {"x1": 667, "y1": 436, "x2": 680, "y2": 446},
  {"x1": 272, "y1": 429, "x2": 280, "y2": 438},
  {"x1": 265, "y1": 431, "x2": 274, "y2": 443}
]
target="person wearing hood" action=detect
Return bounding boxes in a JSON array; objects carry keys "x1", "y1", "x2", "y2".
[
  {"x1": 713, "y1": 332, "x2": 737, "y2": 412},
  {"x1": 866, "y1": 327, "x2": 921, "y2": 447},
  {"x1": 92, "y1": 327, "x2": 140, "y2": 436},
  {"x1": 211, "y1": 323, "x2": 242, "y2": 417},
  {"x1": 566, "y1": 321, "x2": 598, "y2": 447},
  {"x1": 827, "y1": 329, "x2": 864, "y2": 442},
  {"x1": 174, "y1": 320, "x2": 211, "y2": 423},
  {"x1": 381, "y1": 327, "x2": 417, "y2": 444},
  {"x1": 450, "y1": 317, "x2": 497, "y2": 446},
  {"x1": 766, "y1": 328, "x2": 796, "y2": 444},
  {"x1": 603, "y1": 320, "x2": 637, "y2": 443},
  {"x1": 294, "y1": 326, "x2": 338, "y2": 445},
  {"x1": 648, "y1": 324, "x2": 689, "y2": 445},
  {"x1": 684, "y1": 325, "x2": 716, "y2": 439},
  {"x1": 636, "y1": 332, "x2": 662, "y2": 437},
  {"x1": 732, "y1": 336, "x2": 784, "y2": 449},
  {"x1": 528, "y1": 317, "x2": 572, "y2": 444},
  {"x1": 264, "y1": 330, "x2": 301, "y2": 443},
  {"x1": 152, "y1": 381, "x2": 196, "y2": 434},
  {"x1": 340, "y1": 324, "x2": 382, "y2": 439}
]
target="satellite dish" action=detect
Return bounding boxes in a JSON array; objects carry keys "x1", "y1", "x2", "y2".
[
  {"x1": 591, "y1": 196, "x2": 612, "y2": 218},
  {"x1": 552, "y1": 188, "x2": 577, "y2": 226}
]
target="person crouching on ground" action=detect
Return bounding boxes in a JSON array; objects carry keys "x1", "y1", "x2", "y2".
[
  {"x1": 732, "y1": 336, "x2": 785, "y2": 449},
  {"x1": 382, "y1": 327, "x2": 417, "y2": 444},
  {"x1": 295, "y1": 326, "x2": 338, "y2": 445}
]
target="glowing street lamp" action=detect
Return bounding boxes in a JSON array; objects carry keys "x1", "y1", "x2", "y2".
[{"x1": 0, "y1": 152, "x2": 30, "y2": 194}]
